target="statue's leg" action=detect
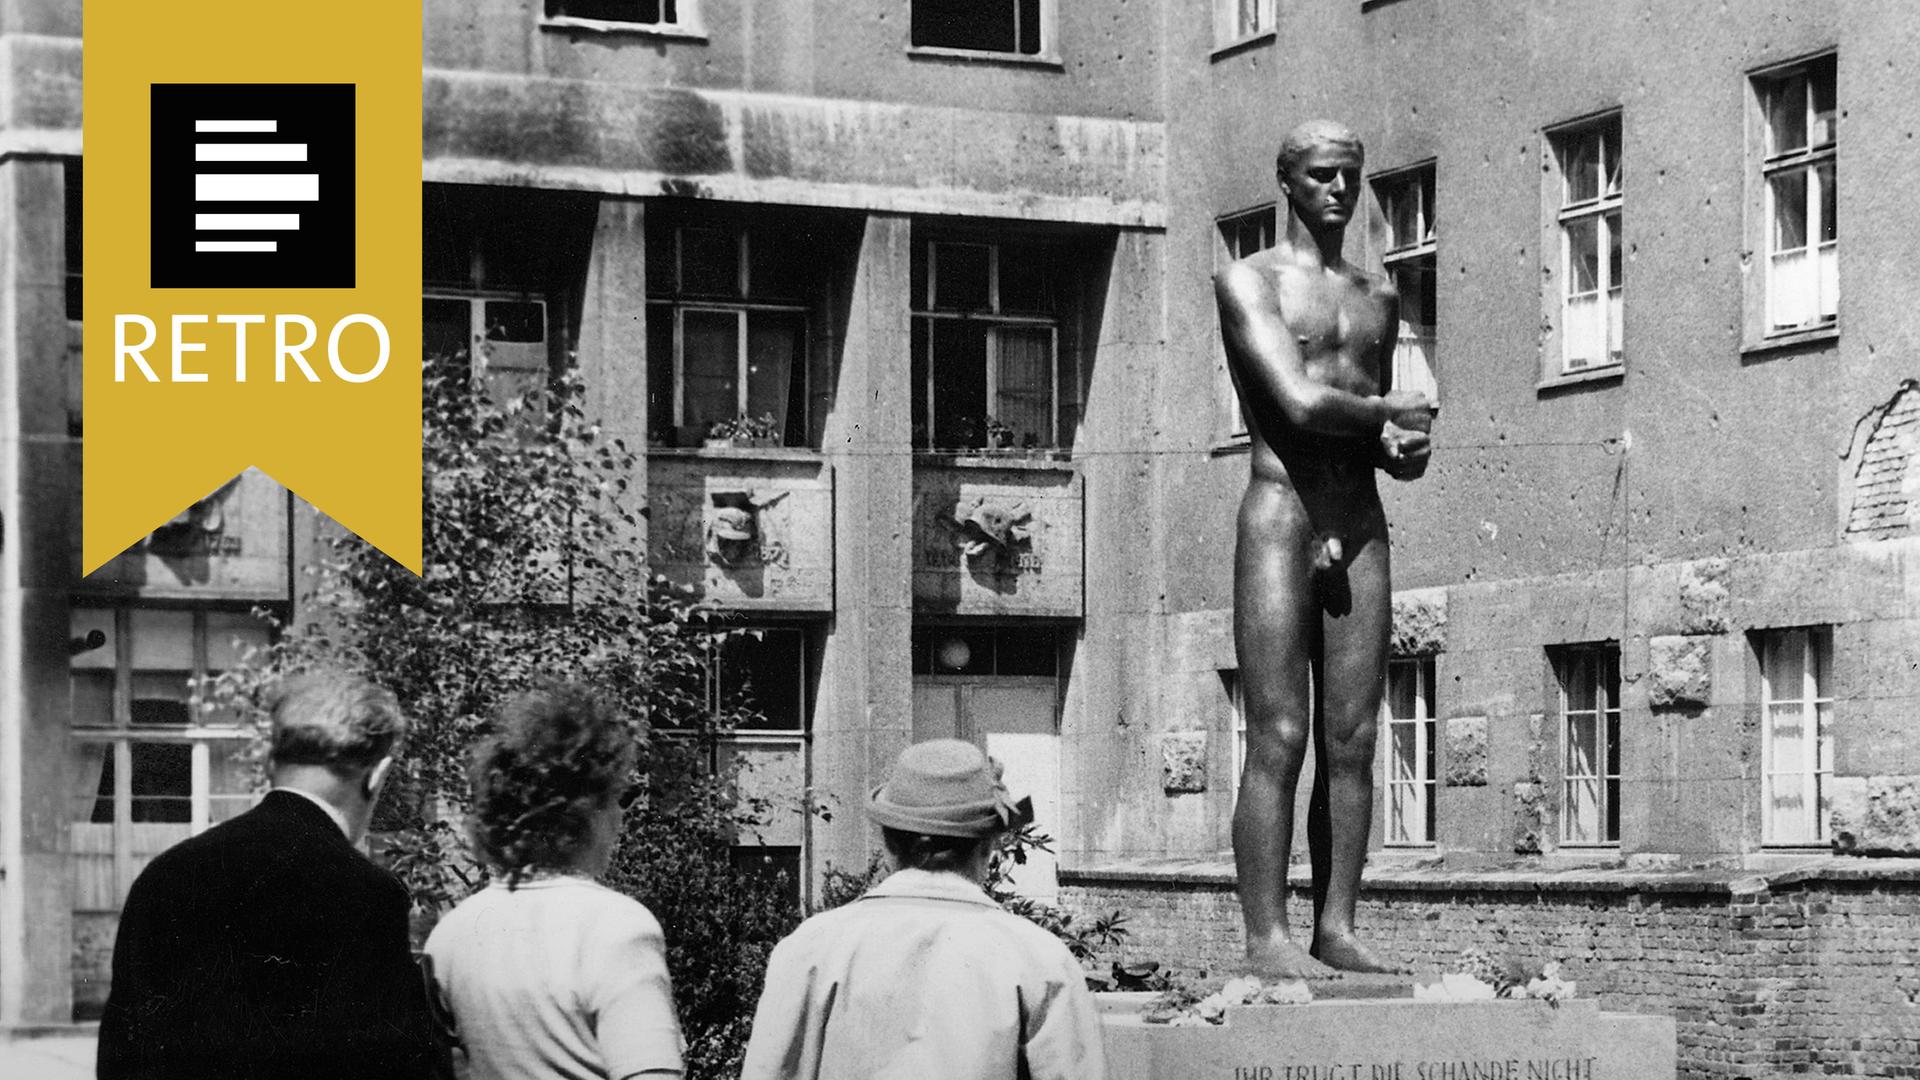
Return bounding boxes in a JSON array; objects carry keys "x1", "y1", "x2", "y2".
[
  {"x1": 1309, "y1": 525, "x2": 1408, "y2": 974},
  {"x1": 1233, "y1": 488, "x2": 1333, "y2": 979},
  {"x1": 1306, "y1": 652, "x2": 1331, "y2": 934}
]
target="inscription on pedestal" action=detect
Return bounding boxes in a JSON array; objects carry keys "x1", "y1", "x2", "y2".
[
  {"x1": 1099, "y1": 997, "x2": 1673, "y2": 1080},
  {"x1": 1224, "y1": 1057, "x2": 1599, "y2": 1080}
]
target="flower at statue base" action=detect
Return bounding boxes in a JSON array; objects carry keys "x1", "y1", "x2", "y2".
[
  {"x1": 1455, "y1": 947, "x2": 1506, "y2": 987},
  {"x1": 1412, "y1": 972, "x2": 1499, "y2": 1002},
  {"x1": 1219, "y1": 975, "x2": 1261, "y2": 1004},
  {"x1": 1517, "y1": 961, "x2": 1576, "y2": 1003},
  {"x1": 1193, "y1": 993, "x2": 1231, "y2": 1023},
  {"x1": 1142, "y1": 973, "x2": 1313, "y2": 1025}
]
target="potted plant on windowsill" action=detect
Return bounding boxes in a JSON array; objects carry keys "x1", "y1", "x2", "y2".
[
  {"x1": 935, "y1": 415, "x2": 1025, "y2": 454},
  {"x1": 984, "y1": 417, "x2": 1016, "y2": 451},
  {"x1": 704, "y1": 413, "x2": 783, "y2": 450}
]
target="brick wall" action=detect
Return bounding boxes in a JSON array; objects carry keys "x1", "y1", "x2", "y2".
[
  {"x1": 1846, "y1": 381, "x2": 1920, "y2": 541},
  {"x1": 1062, "y1": 862, "x2": 1920, "y2": 1080}
]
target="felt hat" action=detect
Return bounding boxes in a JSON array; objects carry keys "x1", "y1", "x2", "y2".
[{"x1": 868, "y1": 739, "x2": 1032, "y2": 838}]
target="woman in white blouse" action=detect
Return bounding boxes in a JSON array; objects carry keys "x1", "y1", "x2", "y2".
[{"x1": 427, "y1": 684, "x2": 684, "y2": 1080}]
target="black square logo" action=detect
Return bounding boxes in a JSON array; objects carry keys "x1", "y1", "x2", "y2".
[{"x1": 150, "y1": 83, "x2": 356, "y2": 289}]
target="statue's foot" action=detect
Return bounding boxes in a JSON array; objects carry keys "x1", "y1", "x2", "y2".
[
  {"x1": 1311, "y1": 932, "x2": 1409, "y2": 975},
  {"x1": 1246, "y1": 936, "x2": 1340, "y2": 980}
]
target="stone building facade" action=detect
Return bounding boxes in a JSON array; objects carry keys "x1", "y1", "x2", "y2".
[{"x1": 2, "y1": 0, "x2": 1918, "y2": 1072}]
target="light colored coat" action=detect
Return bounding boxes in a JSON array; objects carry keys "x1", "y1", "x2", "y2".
[
  {"x1": 741, "y1": 868, "x2": 1109, "y2": 1080},
  {"x1": 426, "y1": 877, "x2": 685, "y2": 1080}
]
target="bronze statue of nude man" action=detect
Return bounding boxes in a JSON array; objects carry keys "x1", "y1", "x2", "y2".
[{"x1": 1215, "y1": 120, "x2": 1434, "y2": 978}]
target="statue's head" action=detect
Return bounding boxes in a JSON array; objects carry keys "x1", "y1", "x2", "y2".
[{"x1": 1275, "y1": 120, "x2": 1365, "y2": 231}]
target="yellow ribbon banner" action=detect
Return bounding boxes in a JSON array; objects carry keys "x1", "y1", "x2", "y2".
[{"x1": 84, "y1": 0, "x2": 423, "y2": 574}]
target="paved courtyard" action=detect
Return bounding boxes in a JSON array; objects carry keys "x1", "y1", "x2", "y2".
[{"x1": 0, "y1": 1032, "x2": 95, "y2": 1080}]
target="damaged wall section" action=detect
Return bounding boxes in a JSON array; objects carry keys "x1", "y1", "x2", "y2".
[{"x1": 1843, "y1": 379, "x2": 1920, "y2": 540}]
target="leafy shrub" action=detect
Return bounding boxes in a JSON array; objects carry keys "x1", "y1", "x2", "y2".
[
  {"x1": 203, "y1": 361, "x2": 800, "y2": 1080},
  {"x1": 817, "y1": 823, "x2": 1133, "y2": 972}
]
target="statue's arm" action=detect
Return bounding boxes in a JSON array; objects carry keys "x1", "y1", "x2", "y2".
[
  {"x1": 1366, "y1": 285, "x2": 1432, "y2": 481},
  {"x1": 1214, "y1": 262, "x2": 1405, "y2": 438}
]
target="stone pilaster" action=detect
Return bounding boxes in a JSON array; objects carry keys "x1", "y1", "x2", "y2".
[
  {"x1": 577, "y1": 197, "x2": 650, "y2": 573},
  {"x1": 0, "y1": 154, "x2": 75, "y2": 1023},
  {"x1": 811, "y1": 213, "x2": 913, "y2": 882}
]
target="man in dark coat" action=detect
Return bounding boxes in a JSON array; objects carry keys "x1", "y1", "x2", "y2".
[{"x1": 97, "y1": 672, "x2": 436, "y2": 1080}]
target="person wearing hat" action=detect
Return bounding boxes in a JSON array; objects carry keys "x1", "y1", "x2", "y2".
[{"x1": 739, "y1": 739, "x2": 1108, "y2": 1080}]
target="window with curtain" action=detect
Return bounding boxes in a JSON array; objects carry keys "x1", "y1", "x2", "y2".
[
  {"x1": 1759, "y1": 626, "x2": 1833, "y2": 846},
  {"x1": 1215, "y1": 204, "x2": 1278, "y2": 439},
  {"x1": 421, "y1": 184, "x2": 595, "y2": 415},
  {"x1": 1757, "y1": 54, "x2": 1838, "y2": 335},
  {"x1": 1215, "y1": 0, "x2": 1275, "y2": 45},
  {"x1": 1550, "y1": 115, "x2": 1623, "y2": 374},
  {"x1": 70, "y1": 607, "x2": 272, "y2": 913},
  {"x1": 1385, "y1": 656, "x2": 1437, "y2": 846},
  {"x1": 651, "y1": 626, "x2": 813, "y2": 906},
  {"x1": 1554, "y1": 642, "x2": 1621, "y2": 846},
  {"x1": 1374, "y1": 163, "x2": 1439, "y2": 405},
  {"x1": 646, "y1": 221, "x2": 811, "y2": 448},
  {"x1": 911, "y1": 239, "x2": 1069, "y2": 452}
]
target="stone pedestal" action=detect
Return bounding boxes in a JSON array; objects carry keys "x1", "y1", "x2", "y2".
[{"x1": 1098, "y1": 994, "x2": 1675, "y2": 1080}]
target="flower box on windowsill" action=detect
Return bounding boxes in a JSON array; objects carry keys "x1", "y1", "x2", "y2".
[{"x1": 703, "y1": 436, "x2": 784, "y2": 451}]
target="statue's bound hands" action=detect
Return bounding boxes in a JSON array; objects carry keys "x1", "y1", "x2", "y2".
[
  {"x1": 1379, "y1": 423, "x2": 1430, "y2": 480},
  {"x1": 1383, "y1": 390, "x2": 1434, "y2": 433},
  {"x1": 1379, "y1": 391, "x2": 1433, "y2": 481},
  {"x1": 1390, "y1": 388, "x2": 1436, "y2": 476}
]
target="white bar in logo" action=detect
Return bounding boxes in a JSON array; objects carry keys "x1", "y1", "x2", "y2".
[
  {"x1": 195, "y1": 240, "x2": 279, "y2": 252},
  {"x1": 195, "y1": 213, "x2": 301, "y2": 230},
  {"x1": 195, "y1": 119, "x2": 278, "y2": 133},
  {"x1": 195, "y1": 174, "x2": 319, "y2": 202},
  {"x1": 196, "y1": 143, "x2": 309, "y2": 162}
]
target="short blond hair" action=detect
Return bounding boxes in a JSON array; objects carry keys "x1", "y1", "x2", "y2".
[{"x1": 269, "y1": 671, "x2": 407, "y2": 770}]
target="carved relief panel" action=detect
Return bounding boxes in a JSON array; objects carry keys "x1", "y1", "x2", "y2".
[
  {"x1": 648, "y1": 455, "x2": 833, "y2": 611},
  {"x1": 912, "y1": 465, "x2": 1082, "y2": 617}
]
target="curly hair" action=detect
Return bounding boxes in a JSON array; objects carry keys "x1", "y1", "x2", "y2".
[{"x1": 469, "y1": 684, "x2": 638, "y2": 885}]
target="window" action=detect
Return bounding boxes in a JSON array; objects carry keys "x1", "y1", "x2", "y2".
[
  {"x1": 647, "y1": 221, "x2": 811, "y2": 449},
  {"x1": 543, "y1": 0, "x2": 695, "y2": 31},
  {"x1": 1226, "y1": 671, "x2": 1246, "y2": 800},
  {"x1": 657, "y1": 626, "x2": 812, "y2": 904},
  {"x1": 1384, "y1": 657, "x2": 1437, "y2": 846},
  {"x1": 1374, "y1": 164, "x2": 1438, "y2": 404},
  {"x1": 1757, "y1": 55, "x2": 1838, "y2": 335},
  {"x1": 1759, "y1": 627, "x2": 1833, "y2": 846},
  {"x1": 1219, "y1": 204, "x2": 1277, "y2": 262},
  {"x1": 423, "y1": 186, "x2": 593, "y2": 410},
  {"x1": 422, "y1": 296, "x2": 551, "y2": 408},
  {"x1": 911, "y1": 239, "x2": 1071, "y2": 452},
  {"x1": 912, "y1": 624, "x2": 1063, "y2": 678},
  {"x1": 64, "y1": 159, "x2": 83, "y2": 321},
  {"x1": 69, "y1": 607, "x2": 273, "y2": 910},
  {"x1": 912, "y1": 624, "x2": 1063, "y2": 898},
  {"x1": 65, "y1": 159, "x2": 84, "y2": 438},
  {"x1": 912, "y1": 0, "x2": 1050, "y2": 57},
  {"x1": 1214, "y1": 205, "x2": 1277, "y2": 440},
  {"x1": 1554, "y1": 643, "x2": 1620, "y2": 846},
  {"x1": 1548, "y1": 116, "x2": 1623, "y2": 375},
  {"x1": 1216, "y1": 0, "x2": 1275, "y2": 46}
]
